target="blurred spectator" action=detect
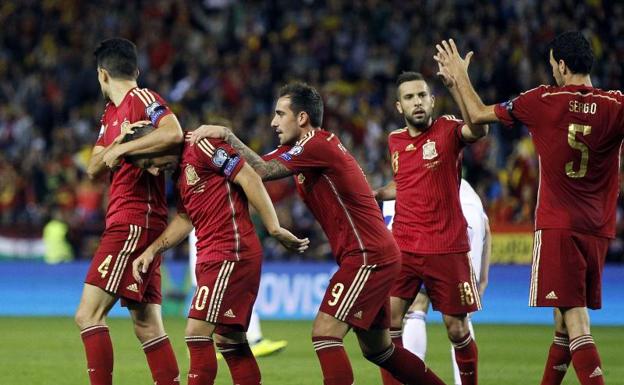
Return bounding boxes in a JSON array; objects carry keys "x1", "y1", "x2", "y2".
[
  {"x1": 42, "y1": 208, "x2": 74, "y2": 264},
  {"x1": 0, "y1": 0, "x2": 622, "y2": 261}
]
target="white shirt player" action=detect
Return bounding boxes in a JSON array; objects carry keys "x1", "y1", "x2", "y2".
[
  {"x1": 189, "y1": 229, "x2": 198, "y2": 286},
  {"x1": 382, "y1": 178, "x2": 489, "y2": 282}
]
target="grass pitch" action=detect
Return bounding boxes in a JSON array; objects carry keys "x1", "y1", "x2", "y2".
[{"x1": 2, "y1": 317, "x2": 622, "y2": 384}]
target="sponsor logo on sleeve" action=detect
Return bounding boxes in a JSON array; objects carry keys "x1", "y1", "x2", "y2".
[
  {"x1": 212, "y1": 148, "x2": 229, "y2": 167},
  {"x1": 223, "y1": 156, "x2": 241, "y2": 176},
  {"x1": 502, "y1": 100, "x2": 514, "y2": 112},
  {"x1": 279, "y1": 145, "x2": 303, "y2": 161},
  {"x1": 145, "y1": 101, "x2": 166, "y2": 125},
  {"x1": 288, "y1": 145, "x2": 304, "y2": 156}
]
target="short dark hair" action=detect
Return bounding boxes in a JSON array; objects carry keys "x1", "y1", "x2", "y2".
[
  {"x1": 94, "y1": 38, "x2": 139, "y2": 80},
  {"x1": 549, "y1": 31, "x2": 593, "y2": 75},
  {"x1": 396, "y1": 71, "x2": 425, "y2": 87},
  {"x1": 278, "y1": 82, "x2": 324, "y2": 127},
  {"x1": 396, "y1": 71, "x2": 427, "y2": 98}
]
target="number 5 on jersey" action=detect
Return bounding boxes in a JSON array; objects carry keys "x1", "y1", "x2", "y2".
[{"x1": 566, "y1": 123, "x2": 592, "y2": 179}]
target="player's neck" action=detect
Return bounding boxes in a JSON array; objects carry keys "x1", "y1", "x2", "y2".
[
  {"x1": 405, "y1": 122, "x2": 430, "y2": 137},
  {"x1": 108, "y1": 80, "x2": 138, "y2": 106},
  {"x1": 563, "y1": 74, "x2": 592, "y2": 88},
  {"x1": 298, "y1": 126, "x2": 317, "y2": 140}
]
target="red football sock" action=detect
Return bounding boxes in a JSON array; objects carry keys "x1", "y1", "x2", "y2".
[
  {"x1": 452, "y1": 333, "x2": 478, "y2": 385},
  {"x1": 142, "y1": 335, "x2": 180, "y2": 385},
  {"x1": 312, "y1": 336, "x2": 354, "y2": 385},
  {"x1": 186, "y1": 336, "x2": 217, "y2": 385},
  {"x1": 80, "y1": 325, "x2": 114, "y2": 385},
  {"x1": 570, "y1": 335, "x2": 604, "y2": 385},
  {"x1": 540, "y1": 332, "x2": 571, "y2": 385},
  {"x1": 216, "y1": 342, "x2": 261, "y2": 385},
  {"x1": 367, "y1": 343, "x2": 446, "y2": 385},
  {"x1": 380, "y1": 327, "x2": 404, "y2": 385}
]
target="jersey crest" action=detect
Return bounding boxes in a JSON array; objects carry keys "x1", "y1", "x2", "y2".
[
  {"x1": 185, "y1": 164, "x2": 200, "y2": 186},
  {"x1": 422, "y1": 140, "x2": 438, "y2": 160}
]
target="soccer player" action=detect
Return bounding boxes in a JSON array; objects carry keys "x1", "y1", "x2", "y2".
[
  {"x1": 128, "y1": 126, "x2": 308, "y2": 385},
  {"x1": 74, "y1": 38, "x2": 184, "y2": 385},
  {"x1": 374, "y1": 71, "x2": 488, "y2": 385},
  {"x1": 435, "y1": 32, "x2": 619, "y2": 385},
  {"x1": 189, "y1": 83, "x2": 448, "y2": 385},
  {"x1": 382, "y1": 179, "x2": 491, "y2": 385},
  {"x1": 188, "y1": 230, "x2": 288, "y2": 358}
]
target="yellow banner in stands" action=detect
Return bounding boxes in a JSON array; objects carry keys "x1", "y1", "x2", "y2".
[{"x1": 491, "y1": 232, "x2": 534, "y2": 264}]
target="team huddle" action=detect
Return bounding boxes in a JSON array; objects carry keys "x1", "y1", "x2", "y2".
[{"x1": 75, "y1": 31, "x2": 619, "y2": 385}]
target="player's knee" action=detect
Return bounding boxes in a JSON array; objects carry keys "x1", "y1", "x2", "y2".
[
  {"x1": 444, "y1": 315, "x2": 468, "y2": 339},
  {"x1": 133, "y1": 319, "x2": 163, "y2": 342},
  {"x1": 74, "y1": 306, "x2": 102, "y2": 329}
]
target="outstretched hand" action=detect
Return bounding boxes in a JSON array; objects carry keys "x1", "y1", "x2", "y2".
[
  {"x1": 188, "y1": 124, "x2": 230, "y2": 145},
  {"x1": 271, "y1": 227, "x2": 310, "y2": 254},
  {"x1": 433, "y1": 39, "x2": 473, "y2": 80}
]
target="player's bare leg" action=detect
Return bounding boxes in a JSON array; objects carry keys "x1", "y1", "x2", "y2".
[
  {"x1": 75, "y1": 284, "x2": 118, "y2": 385},
  {"x1": 311, "y1": 311, "x2": 353, "y2": 385},
  {"x1": 540, "y1": 308, "x2": 571, "y2": 385},
  {"x1": 213, "y1": 331, "x2": 261, "y2": 384},
  {"x1": 443, "y1": 314, "x2": 478, "y2": 385},
  {"x1": 381, "y1": 296, "x2": 412, "y2": 384},
  {"x1": 186, "y1": 318, "x2": 218, "y2": 385},
  {"x1": 356, "y1": 327, "x2": 446, "y2": 385},
  {"x1": 128, "y1": 302, "x2": 179, "y2": 385},
  {"x1": 560, "y1": 307, "x2": 604, "y2": 385}
]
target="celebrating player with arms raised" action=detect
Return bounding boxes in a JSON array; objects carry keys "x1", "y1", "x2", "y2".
[{"x1": 435, "y1": 32, "x2": 622, "y2": 385}]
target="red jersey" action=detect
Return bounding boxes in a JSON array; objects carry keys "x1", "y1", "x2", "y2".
[
  {"x1": 267, "y1": 129, "x2": 399, "y2": 265},
  {"x1": 494, "y1": 84, "x2": 624, "y2": 238},
  {"x1": 389, "y1": 116, "x2": 471, "y2": 254},
  {"x1": 96, "y1": 87, "x2": 172, "y2": 230},
  {"x1": 177, "y1": 134, "x2": 262, "y2": 263}
]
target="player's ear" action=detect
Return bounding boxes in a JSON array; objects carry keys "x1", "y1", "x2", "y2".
[
  {"x1": 430, "y1": 95, "x2": 436, "y2": 109},
  {"x1": 395, "y1": 100, "x2": 403, "y2": 114},
  {"x1": 99, "y1": 68, "x2": 110, "y2": 84},
  {"x1": 558, "y1": 59, "x2": 567, "y2": 76},
  {"x1": 298, "y1": 111, "x2": 308, "y2": 127}
]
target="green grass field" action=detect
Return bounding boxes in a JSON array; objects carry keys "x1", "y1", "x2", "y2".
[{"x1": 2, "y1": 317, "x2": 622, "y2": 385}]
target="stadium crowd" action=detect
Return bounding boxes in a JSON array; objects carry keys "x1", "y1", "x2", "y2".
[{"x1": 0, "y1": 0, "x2": 623, "y2": 261}]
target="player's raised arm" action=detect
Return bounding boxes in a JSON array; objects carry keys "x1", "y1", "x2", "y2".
[
  {"x1": 132, "y1": 212, "x2": 194, "y2": 283},
  {"x1": 435, "y1": 39, "x2": 499, "y2": 125},
  {"x1": 191, "y1": 124, "x2": 294, "y2": 181},
  {"x1": 374, "y1": 181, "x2": 396, "y2": 201},
  {"x1": 436, "y1": 55, "x2": 489, "y2": 141},
  {"x1": 233, "y1": 163, "x2": 309, "y2": 253}
]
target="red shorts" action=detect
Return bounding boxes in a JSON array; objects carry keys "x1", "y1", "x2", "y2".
[
  {"x1": 319, "y1": 257, "x2": 400, "y2": 330},
  {"x1": 391, "y1": 251, "x2": 481, "y2": 315},
  {"x1": 529, "y1": 229, "x2": 608, "y2": 309},
  {"x1": 188, "y1": 257, "x2": 261, "y2": 333},
  {"x1": 85, "y1": 223, "x2": 163, "y2": 305}
]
